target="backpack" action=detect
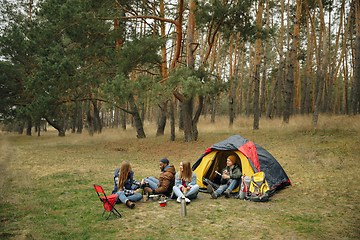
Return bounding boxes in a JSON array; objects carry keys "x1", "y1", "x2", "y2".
[
  {"x1": 247, "y1": 172, "x2": 270, "y2": 202},
  {"x1": 238, "y1": 175, "x2": 251, "y2": 199}
]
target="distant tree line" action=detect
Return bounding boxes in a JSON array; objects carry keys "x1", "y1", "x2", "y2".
[{"x1": 0, "y1": 0, "x2": 359, "y2": 141}]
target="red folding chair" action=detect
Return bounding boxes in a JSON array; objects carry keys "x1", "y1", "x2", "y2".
[{"x1": 94, "y1": 184, "x2": 121, "y2": 219}]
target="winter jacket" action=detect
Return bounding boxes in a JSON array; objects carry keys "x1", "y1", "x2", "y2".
[
  {"x1": 154, "y1": 165, "x2": 176, "y2": 196},
  {"x1": 220, "y1": 163, "x2": 242, "y2": 185}
]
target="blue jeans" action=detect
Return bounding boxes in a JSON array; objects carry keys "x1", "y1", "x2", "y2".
[
  {"x1": 173, "y1": 185, "x2": 199, "y2": 199},
  {"x1": 116, "y1": 185, "x2": 142, "y2": 204},
  {"x1": 215, "y1": 179, "x2": 240, "y2": 197},
  {"x1": 144, "y1": 177, "x2": 160, "y2": 192}
]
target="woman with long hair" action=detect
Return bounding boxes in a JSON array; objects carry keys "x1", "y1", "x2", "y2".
[
  {"x1": 173, "y1": 160, "x2": 199, "y2": 203},
  {"x1": 115, "y1": 161, "x2": 142, "y2": 209}
]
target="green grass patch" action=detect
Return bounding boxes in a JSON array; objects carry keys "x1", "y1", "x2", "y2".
[{"x1": 1, "y1": 115, "x2": 360, "y2": 239}]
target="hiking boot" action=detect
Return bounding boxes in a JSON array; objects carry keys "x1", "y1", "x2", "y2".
[
  {"x1": 207, "y1": 185, "x2": 218, "y2": 199},
  {"x1": 224, "y1": 189, "x2": 231, "y2": 198},
  {"x1": 126, "y1": 200, "x2": 135, "y2": 209},
  {"x1": 207, "y1": 185, "x2": 214, "y2": 194},
  {"x1": 211, "y1": 191, "x2": 218, "y2": 199}
]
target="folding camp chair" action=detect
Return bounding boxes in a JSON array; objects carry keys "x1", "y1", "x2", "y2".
[{"x1": 94, "y1": 184, "x2": 121, "y2": 219}]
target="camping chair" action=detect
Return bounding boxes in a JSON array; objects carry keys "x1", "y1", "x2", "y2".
[{"x1": 93, "y1": 184, "x2": 121, "y2": 219}]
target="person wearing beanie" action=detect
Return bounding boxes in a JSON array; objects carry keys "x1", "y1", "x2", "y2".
[
  {"x1": 143, "y1": 158, "x2": 176, "y2": 197},
  {"x1": 207, "y1": 155, "x2": 242, "y2": 199}
]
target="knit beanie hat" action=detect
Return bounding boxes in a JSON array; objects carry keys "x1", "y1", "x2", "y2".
[
  {"x1": 160, "y1": 158, "x2": 169, "y2": 165},
  {"x1": 227, "y1": 155, "x2": 237, "y2": 164}
]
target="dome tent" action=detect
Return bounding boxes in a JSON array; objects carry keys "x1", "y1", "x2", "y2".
[{"x1": 192, "y1": 135, "x2": 291, "y2": 196}]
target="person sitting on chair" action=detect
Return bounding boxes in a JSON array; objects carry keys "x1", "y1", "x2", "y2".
[
  {"x1": 173, "y1": 160, "x2": 199, "y2": 203},
  {"x1": 114, "y1": 161, "x2": 143, "y2": 209},
  {"x1": 207, "y1": 155, "x2": 241, "y2": 199},
  {"x1": 143, "y1": 158, "x2": 176, "y2": 197}
]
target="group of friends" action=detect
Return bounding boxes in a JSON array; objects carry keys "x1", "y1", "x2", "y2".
[{"x1": 111, "y1": 155, "x2": 242, "y2": 209}]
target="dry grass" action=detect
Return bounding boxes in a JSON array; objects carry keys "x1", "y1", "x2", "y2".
[{"x1": 0, "y1": 114, "x2": 359, "y2": 239}]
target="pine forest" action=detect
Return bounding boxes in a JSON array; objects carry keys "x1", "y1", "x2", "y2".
[{"x1": 0, "y1": 0, "x2": 359, "y2": 142}]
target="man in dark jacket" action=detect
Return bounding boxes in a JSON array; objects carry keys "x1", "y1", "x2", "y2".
[
  {"x1": 207, "y1": 155, "x2": 242, "y2": 199},
  {"x1": 144, "y1": 158, "x2": 176, "y2": 197}
]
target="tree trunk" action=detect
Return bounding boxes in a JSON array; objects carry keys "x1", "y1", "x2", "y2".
[
  {"x1": 343, "y1": 44, "x2": 349, "y2": 115},
  {"x1": 229, "y1": 81, "x2": 236, "y2": 126},
  {"x1": 276, "y1": 0, "x2": 285, "y2": 118},
  {"x1": 312, "y1": 0, "x2": 328, "y2": 127},
  {"x1": 71, "y1": 104, "x2": 77, "y2": 133},
  {"x1": 193, "y1": 96, "x2": 203, "y2": 141},
  {"x1": 92, "y1": 100, "x2": 102, "y2": 133},
  {"x1": 183, "y1": 98, "x2": 194, "y2": 142},
  {"x1": 266, "y1": 60, "x2": 284, "y2": 118},
  {"x1": 86, "y1": 110, "x2": 93, "y2": 136},
  {"x1": 253, "y1": 0, "x2": 264, "y2": 130},
  {"x1": 302, "y1": 14, "x2": 313, "y2": 114},
  {"x1": 182, "y1": 0, "x2": 201, "y2": 142},
  {"x1": 284, "y1": 0, "x2": 301, "y2": 123},
  {"x1": 170, "y1": 0, "x2": 183, "y2": 70},
  {"x1": 353, "y1": 0, "x2": 360, "y2": 115},
  {"x1": 76, "y1": 107, "x2": 82, "y2": 133},
  {"x1": 44, "y1": 116, "x2": 65, "y2": 136},
  {"x1": 36, "y1": 120, "x2": 41, "y2": 136},
  {"x1": 26, "y1": 118, "x2": 32, "y2": 136},
  {"x1": 121, "y1": 102, "x2": 126, "y2": 130},
  {"x1": 228, "y1": 34, "x2": 235, "y2": 126},
  {"x1": 246, "y1": 43, "x2": 253, "y2": 117},
  {"x1": 325, "y1": 0, "x2": 346, "y2": 113},
  {"x1": 260, "y1": 0, "x2": 270, "y2": 117},
  {"x1": 128, "y1": 94, "x2": 146, "y2": 138},
  {"x1": 114, "y1": 107, "x2": 119, "y2": 128},
  {"x1": 211, "y1": 95, "x2": 216, "y2": 123},
  {"x1": 238, "y1": 41, "x2": 245, "y2": 116},
  {"x1": 156, "y1": 0, "x2": 169, "y2": 137},
  {"x1": 140, "y1": 101, "x2": 145, "y2": 125},
  {"x1": 160, "y1": 0, "x2": 168, "y2": 79},
  {"x1": 178, "y1": 101, "x2": 184, "y2": 130},
  {"x1": 17, "y1": 120, "x2": 25, "y2": 134},
  {"x1": 170, "y1": 98, "x2": 175, "y2": 141},
  {"x1": 156, "y1": 100, "x2": 167, "y2": 136}
]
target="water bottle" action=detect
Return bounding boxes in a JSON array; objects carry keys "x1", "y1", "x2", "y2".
[{"x1": 181, "y1": 196, "x2": 187, "y2": 217}]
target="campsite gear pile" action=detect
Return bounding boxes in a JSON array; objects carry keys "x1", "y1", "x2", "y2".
[
  {"x1": 159, "y1": 195, "x2": 167, "y2": 207},
  {"x1": 149, "y1": 194, "x2": 159, "y2": 201},
  {"x1": 192, "y1": 135, "x2": 291, "y2": 202}
]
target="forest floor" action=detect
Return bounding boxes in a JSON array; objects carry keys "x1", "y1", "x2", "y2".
[{"x1": 0, "y1": 115, "x2": 359, "y2": 239}]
